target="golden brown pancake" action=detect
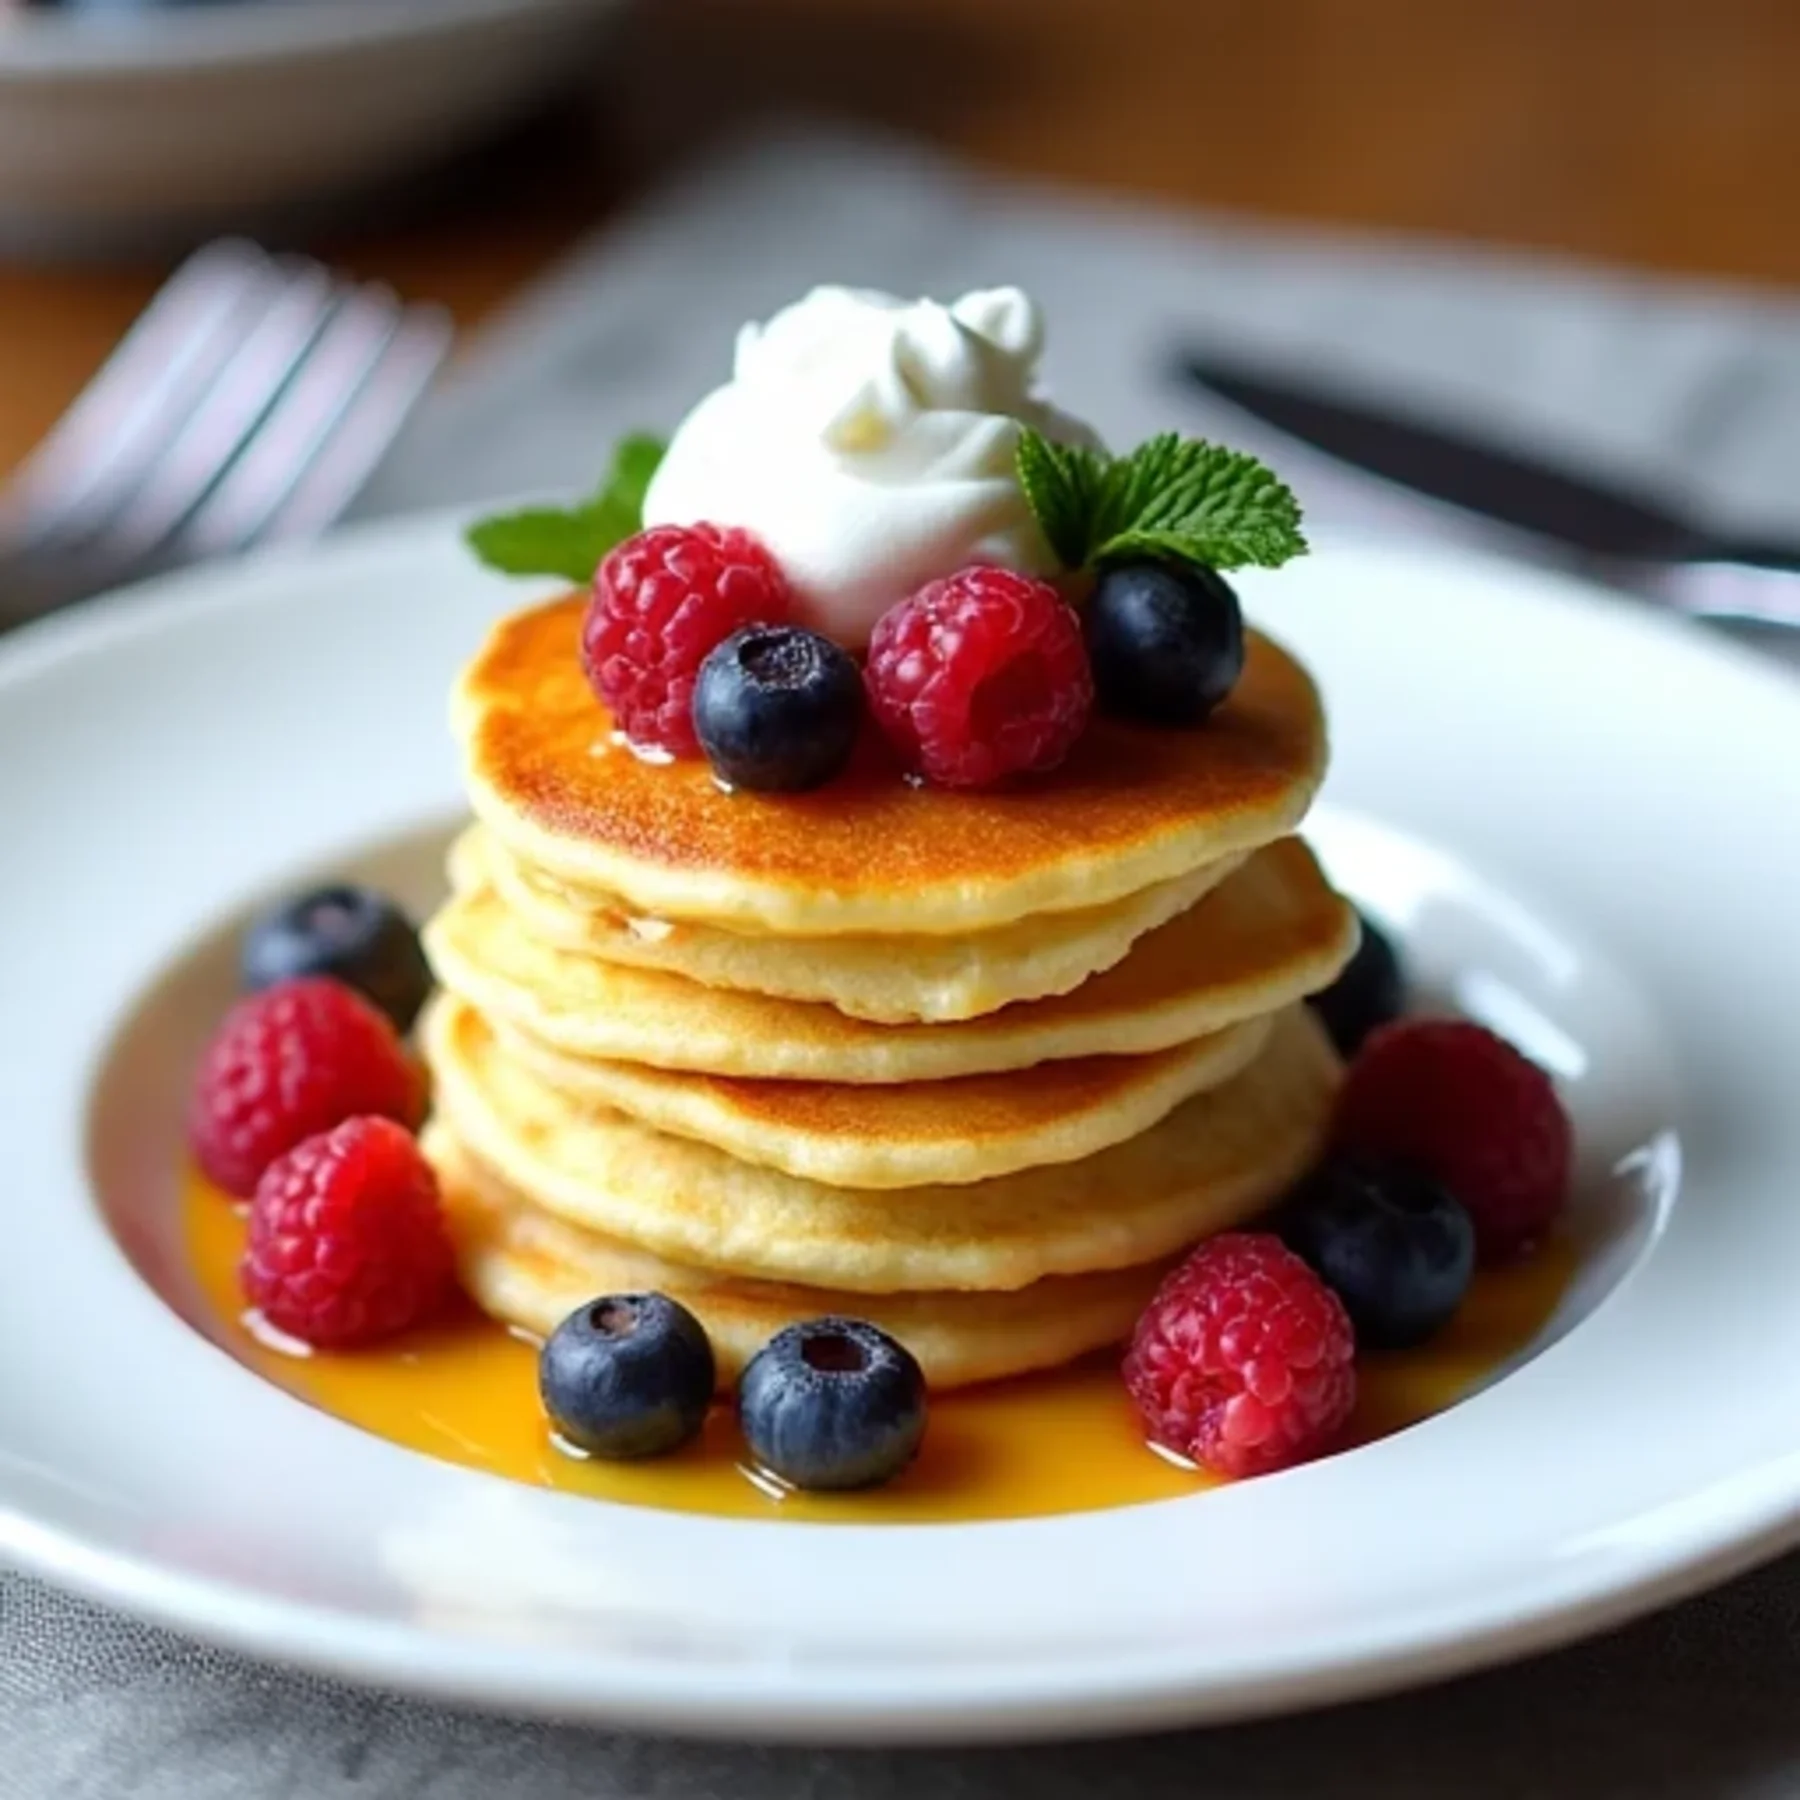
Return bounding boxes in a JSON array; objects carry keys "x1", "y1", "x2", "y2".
[
  {"x1": 430, "y1": 1125, "x2": 1176, "y2": 1389},
  {"x1": 424, "y1": 837, "x2": 1357, "y2": 1083},
  {"x1": 422, "y1": 997, "x2": 1339, "y2": 1294},
  {"x1": 454, "y1": 594, "x2": 1327, "y2": 935},
  {"x1": 487, "y1": 1011, "x2": 1272, "y2": 1188},
  {"x1": 455, "y1": 825, "x2": 1245, "y2": 1024}
]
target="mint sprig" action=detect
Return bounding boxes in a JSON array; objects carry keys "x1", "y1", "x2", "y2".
[
  {"x1": 465, "y1": 434, "x2": 667, "y2": 582},
  {"x1": 1016, "y1": 432, "x2": 1112, "y2": 570},
  {"x1": 1016, "y1": 429, "x2": 1306, "y2": 574}
]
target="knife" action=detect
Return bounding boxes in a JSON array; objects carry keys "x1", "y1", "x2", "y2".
[{"x1": 1177, "y1": 349, "x2": 1800, "y2": 634}]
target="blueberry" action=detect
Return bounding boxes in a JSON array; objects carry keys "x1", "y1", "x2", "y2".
[
  {"x1": 1084, "y1": 560, "x2": 1245, "y2": 725},
  {"x1": 1282, "y1": 1158, "x2": 1475, "y2": 1350},
  {"x1": 242, "y1": 884, "x2": 432, "y2": 1034},
  {"x1": 693, "y1": 625, "x2": 863, "y2": 792},
  {"x1": 539, "y1": 1293, "x2": 716, "y2": 1460},
  {"x1": 737, "y1": 1317, "x2": 926, "y2": 1491},
  {"x1": 1308, "y1": 908, "x2": 1405, "y2": 1058}
]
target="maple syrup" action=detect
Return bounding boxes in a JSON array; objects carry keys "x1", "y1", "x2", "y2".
[{"x1": 183, "y1": 1169, "x2": 1574, "y2": 1523}]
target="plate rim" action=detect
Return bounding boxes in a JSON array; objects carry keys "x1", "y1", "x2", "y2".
[{"x1": 9, "y1": 1447, "x2": 1800, "y2": 1743}]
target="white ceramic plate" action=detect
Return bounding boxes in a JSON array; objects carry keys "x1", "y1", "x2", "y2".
[
  {"x1": 0, "y1": 0, "x2": 623, "y2": 252},
  {"x1": 5, "y1": 516, "x2": 1800, "y2": 1743}
]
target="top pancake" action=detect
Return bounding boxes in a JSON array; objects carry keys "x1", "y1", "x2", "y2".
[{"x1": 455, "y1": 595, "x2": 1328, "y2": 936}]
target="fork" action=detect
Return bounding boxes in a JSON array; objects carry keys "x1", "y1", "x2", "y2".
[{"x1": 0, "y1": 239, "x2": 454, "y2": 629}]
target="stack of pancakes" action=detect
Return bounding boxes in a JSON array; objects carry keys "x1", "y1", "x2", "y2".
[{"x1": 420, "y1": 596, "x2": 1358, "y2": 1388}]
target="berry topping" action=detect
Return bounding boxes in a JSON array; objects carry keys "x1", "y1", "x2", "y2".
[
  {"x1": 1333, "y1": 1019, "x2": 1572, "y2": 1264},
  {"x1": 1084, "y1": 560, "x2": 1245, "y2": 726},
  {"x1": 583, "y1": 523, "x2": 792, "y2": 757},
  {"x1": 1307, "y1": 907, "x2": 1405, "y2": 1059},
  {"x1": 864, "y1": 566, "x2": 1092, "y2": 788},
  {"x1": 539, "y1": 1292, "x2": 716, "y2": 1460},
  {"x1": 1123, "y1": 1232, "x2": 1356, "y2": 1479},
  {"x1": 241, "y1": 884, "x2": 433, "y2": 1035},
  {"x1": 737, "y1": 1317, "x2": 927, "y2": 1491},
  {"x1": 189, "y1": 977, "x2": 421, "y2": 1199},
  {"x1": 693, "y1": 624, "x2": 864, "y2": 793},
  {"x1": 240, "y1": 1116, "x2": 453, "y2": 1348},
  {"x1": 1281, "y1": 1158, "x2": 1475, "y2": 1350}
]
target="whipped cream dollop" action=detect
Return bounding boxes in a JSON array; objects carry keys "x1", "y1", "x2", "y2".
[{"x1": 641, "y1": 285, "x2": 1101, "y2": 647}]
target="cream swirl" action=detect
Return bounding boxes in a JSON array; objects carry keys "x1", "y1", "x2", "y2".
[{"x1": 640, "y1": 285, "x2": 1101, "y2": 648}]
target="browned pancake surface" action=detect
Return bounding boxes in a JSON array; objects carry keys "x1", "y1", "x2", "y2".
[{"x1": 458, "y1": 595, "x2": 1326, "y2": 921}]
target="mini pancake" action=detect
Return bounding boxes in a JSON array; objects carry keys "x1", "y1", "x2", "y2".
[
  {"x1": 454, "y1": 594, "x2": 1326, "y2": 935},
  {"x1": 455, "y1": 826, "x2": 1243, "y2": 1024},
  {"x1": 421, "y1": 998, "x2": 1339, "y2": 1295},
  {"x1": 429, "y1": 1127, "x2": 1175, "y2": 1390},
  {"x1": 423, "y1": 837, "x2": 1357, "y2": 1084},
  {"x1": 487, "y1": 1011, "x2": 1271, "y2": 1188}
]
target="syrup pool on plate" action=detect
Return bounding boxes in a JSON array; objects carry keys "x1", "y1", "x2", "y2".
[{"x1": 183, "y1": 1166, "x2": 1577, "y2": 1524}]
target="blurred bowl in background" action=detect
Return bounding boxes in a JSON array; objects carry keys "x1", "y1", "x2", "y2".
[{"x1": 0, "y1": 0, "x2": 626, "y2": 255}]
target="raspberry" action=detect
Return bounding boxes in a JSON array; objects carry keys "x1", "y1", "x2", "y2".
[
  {"x1": 1123, "y1": 1233, "x2": 1356, "y2": 1479},
  {"x1": 188, "y1": 977, "x2": 421, "y2": 1199},
  {"x1": 241, "y1": 1116, "x2": 454, "y2": 1347},
  {"x1": 865, "y1": 567, "x2": 1092, "y2": 788},
  {"x1": 1332, "y1": 1018, "x2": 1572, "y2": 1263},
  {"x1": 584, "y1": 524, "x2": 792, "y2": 756}
]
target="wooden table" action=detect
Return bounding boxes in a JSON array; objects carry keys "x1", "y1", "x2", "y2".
[{"x1": 4, "y1": 0, "x2": 1798, "y2": 478}]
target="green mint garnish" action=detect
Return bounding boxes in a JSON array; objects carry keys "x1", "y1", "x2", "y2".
[
  {"x1": 1015, "y1": 432, "x2": 1113, "y2": 571},
  {"x1": 465, "y1": 434, "x2": 667, "y2": 582},
  {"x1": 1016, "y1": 428, "x2": 1306, "y2": 575}
]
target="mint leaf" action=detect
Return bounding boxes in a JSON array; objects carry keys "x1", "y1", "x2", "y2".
[
  {"x1": 1015, "y1": 430, "x2": 1110, "y2": 569},
  {"x1": 464, "y1": 509, "x2": 604, "y2": 582},
  {"x1": 1094, "y1": 434, "x2": 1306, "y2": 570},
  {"x1": 607, "y1": 432, "x2": 665, "y2": 521},
  {"x1": 1015, "y1": 427, "x2": 1305, "y2": 575},
  {"x1": 465, "y1": 434, "x2": 668, "y2": 582}
]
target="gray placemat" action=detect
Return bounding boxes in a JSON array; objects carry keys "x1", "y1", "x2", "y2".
[
  {"x1": 10, "y1": 125, "x2": 1800, "y2": 1795},
  {"x1": 8, "y1": 1556, "x2": 1800, "y2": 1798}
]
